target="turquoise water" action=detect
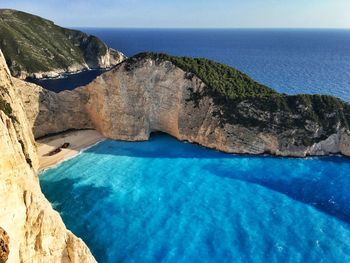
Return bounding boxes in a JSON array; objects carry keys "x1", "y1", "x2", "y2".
[{"x1": 40, "y1": 134, "x2": 350, "y2": 262}]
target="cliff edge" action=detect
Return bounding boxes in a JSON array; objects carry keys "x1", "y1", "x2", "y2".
[
  {"x1": 83, "y1": 54, "x2": 350, "y2": 157},
  {"x1": 18, "y1": 52, "x2": 350, "y2": 157},
  {"x1": 0, "y1": 49, "x2": 96, "y2": 262}
]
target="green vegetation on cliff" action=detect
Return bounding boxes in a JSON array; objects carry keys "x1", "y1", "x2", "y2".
[
  {"x1": 129, "y1": 52, "x2": 278, "y2": 98},
  {"x1": 0, "y1": 9, "x2": 108, "y2": 77},
  {"x1": 127, "y1": 53, "x2": 350, "y2": 145}
]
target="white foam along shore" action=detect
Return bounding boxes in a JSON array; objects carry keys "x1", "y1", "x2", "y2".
[{"x1": 37, "y1": 129, "x2": 105, "y2": 171}]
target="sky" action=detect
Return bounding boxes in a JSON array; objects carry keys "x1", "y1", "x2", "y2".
[{"x1": 1, "y1": 0, "x2": 350, "y2": 28}]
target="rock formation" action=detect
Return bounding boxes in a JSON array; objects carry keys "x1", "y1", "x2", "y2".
[
  {"x1": 0, "y1": 228, "x2": 9, "y2": 263},
  {"x1": 2, "y1": 43, "x2": 349, "y2": 261},
  {"x1": 0, "y1": 50, "x2": 96, "y2": 262},
  {"x1": 15, "y1": 79, "x2": 92, "y2": 138},
  {"x1": 0, "y1": 9, "x2": 126, "y2": 79},
  {"x1": 83, "y1": 56, "x2": 350, "y2": 157},
  {"x1": 18, "y1": 53, "x2": 350, "y2": 157}
]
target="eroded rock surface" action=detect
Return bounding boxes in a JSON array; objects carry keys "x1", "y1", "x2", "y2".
[
  {"x1": 84, "y1": 58, "x2": 350, "y2": 157},
  {"x1": 0, "y1": 50, "x2": 96, "y2": 263},
  {"x1": 17, "y1": 55, "x2": 350, "y2": 157},
  {"x1": 0, "y1": 227, "x2": 9, "y2": 263},
  {"x1": 15, "y1": 79, "x2": 93, "y2": 138}
]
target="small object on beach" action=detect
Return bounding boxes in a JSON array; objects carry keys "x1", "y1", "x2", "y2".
[
  {"x1": 61, "y1": 142, "x2": 70, "y2": 149},
  {"x1": 46, "y1": 147, "x2": 62, "y2": 156},
  {"x1": 45, "y1": 142, "x2": 70, "y2": 156}
]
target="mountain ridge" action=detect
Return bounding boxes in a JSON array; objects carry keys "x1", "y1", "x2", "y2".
[{"x1": 0, "y1": 9, "x2": 126, "y2": 79}]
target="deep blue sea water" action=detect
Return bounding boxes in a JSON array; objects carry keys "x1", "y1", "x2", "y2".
[
  {"x1": 27, "y1": 69, "x2": 106, "y2": 93},
  {"x1": 82, "y1": 28, "x2": 350, "y2": 102},
  {"x1": 34, "y1": 29, "x2": 350, "y2": 103},
  {"x1": 40, "y1": 134, "x2": 350, "y2": 263}
]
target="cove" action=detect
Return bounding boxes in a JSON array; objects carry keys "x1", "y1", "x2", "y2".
[
  {"x1": 27, "y1": 69, "x2": 106, "y2": 92},
  {"x1": 39, "y1": 134, "x2": 350, "y2": 263}
]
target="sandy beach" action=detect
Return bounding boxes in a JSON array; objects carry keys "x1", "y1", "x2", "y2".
[{"x1": 37, "y1": 129, "x2": 105, "y2": 171}]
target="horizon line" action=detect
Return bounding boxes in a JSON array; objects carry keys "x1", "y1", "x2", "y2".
[
  {"x1": 3, "y1": 8, "x2": 350, "y2": 30},
  {"x1": 72, "y1": 26, "x2": 350, "y2": 30}
]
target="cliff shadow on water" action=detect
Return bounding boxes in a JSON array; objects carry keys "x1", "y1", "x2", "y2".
[
  {"x1": 65, "y1": 133, "x2": 350, "y2": 226},
  {"x1": 27, "y1": 69, "x2": 107, "y2": 93},
  {"x1": 39, "y1": 132, "x2": 350, "y2": 262},
  {"x1": 40, "y1": 177, "x2": 113, "y2": 262}
]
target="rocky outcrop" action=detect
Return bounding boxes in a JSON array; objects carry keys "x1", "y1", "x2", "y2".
[
  {"x1": 16, "y1": 54, "x2": 350, "y2": 157},
  {"x1": 83, "y1": 57, "x2": 350, "y2": 157},
  {"x1": 340, "y1": 130, "x2": 350, "y2": 156},
  {"x1": 0, "y1": 9, "x2": 126, "y2": 79},
  {"x1": 0, "y1": 50, "x2": 96, "y2": 262},
  {"x1": 15, "y1": 79, "x2": 93, "y2": 138},
  {"x1": 0, "y1": 228, "x2": 9, "y2": 263},
  {"x1": 97, "y1": 48, "x2": 126, "y2": 71},
  {"x1": 21, "y1": 48, "x2": 126, "y2": 80}
]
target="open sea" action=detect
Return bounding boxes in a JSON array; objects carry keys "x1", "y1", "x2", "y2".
[
  {"x1": 34, "y1": 29, "x2": 350, "y2": 103},
  {"x1": 40, "y1": 134, "x2": 350, "y2": 263},
  {"x1": 38, "y1": 29, "x2": 350, "y2": 262}
]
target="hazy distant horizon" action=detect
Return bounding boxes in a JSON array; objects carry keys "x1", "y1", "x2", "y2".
[
  {"x1": 1, "y1": 0, "x2": 350, "y2": 29},
  {"x1": 75, "y1": 27, "x2": 350, "y2": 30}
]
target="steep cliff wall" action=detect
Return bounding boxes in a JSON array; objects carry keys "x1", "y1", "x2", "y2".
[
  {"x1": 0, "y1": 50, "x2": 96, "y2": 262},
  {"x1": 15, "y1": 79, "x2": 93, "y2": 139},
  {"x1": 84, "y1": 56, "x2": 350, "y2": 157},
  {"x1": 16, "y1": 53, "x2": 350, "y2": 157}
]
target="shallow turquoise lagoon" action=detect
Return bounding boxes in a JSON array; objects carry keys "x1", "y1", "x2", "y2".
[{"x1": 40, "y1": 134, "x2": 350, "y2": 263}]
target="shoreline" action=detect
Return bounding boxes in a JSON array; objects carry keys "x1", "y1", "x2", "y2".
[
  {"x1": 18, "y1": 65, "x2": 116, "y2": 82},
  {"x1": 37, "y1": 130, "x2": 105, "y2": 171},
  {"x1": 26, "y1": 67, "x2": 111, "y2": 81},
  {"x1": 36, "y1": 130, "x2": 350, "y2": 172}
]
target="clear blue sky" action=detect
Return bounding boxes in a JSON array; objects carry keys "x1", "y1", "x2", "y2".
[{"x1": 1, "y1": 0, "x2": 350, "y2": 28}]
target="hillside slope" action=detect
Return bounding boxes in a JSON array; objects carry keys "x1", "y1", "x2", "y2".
[{"x1": 0, "y1": 9, "x2": 125, "y2": 79}]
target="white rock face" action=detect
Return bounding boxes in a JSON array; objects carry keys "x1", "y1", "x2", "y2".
[
  {"x1": 83, "y1": 58, "x2": 350, "y2": 157},
  {"x1": 84, "y1": 59, "x2": 187, "y2": 140},
  {"x1": 100, "y1": 48, "x2": 127, "y2": 69},
  {"x1": 15, "y1": 79, "x2": 93, "y2": 139},
  {"x1": 0, "y1": 50, "x2": 96, "y2": 263},
  {"x1": 340, "y1": 130, "x2": 350, "y2": 156},
  {"x1": 14, "y1": 48, "x2": 126, "y2": 80},
  {"x1": 16, "y1": 57, "x2": 350, "y2": 157}
]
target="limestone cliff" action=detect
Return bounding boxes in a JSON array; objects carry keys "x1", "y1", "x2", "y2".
[
  {"x1": 17, "y1": 53, "x2": 350, "y2": 157},
  {"x1": 83, "y1": 55, "x2": 350, "y2": 157},
  {"x1": 15, "y1": 79, "x2": 92, "y2": 139},
  {"x1": 0, "y1": 50, "x2": 96, "y2": 262}
]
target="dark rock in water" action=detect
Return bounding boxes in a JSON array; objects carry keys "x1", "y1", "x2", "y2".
[{"x1": 0, "y1": 227, "x2": 9, "y2": 263}]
